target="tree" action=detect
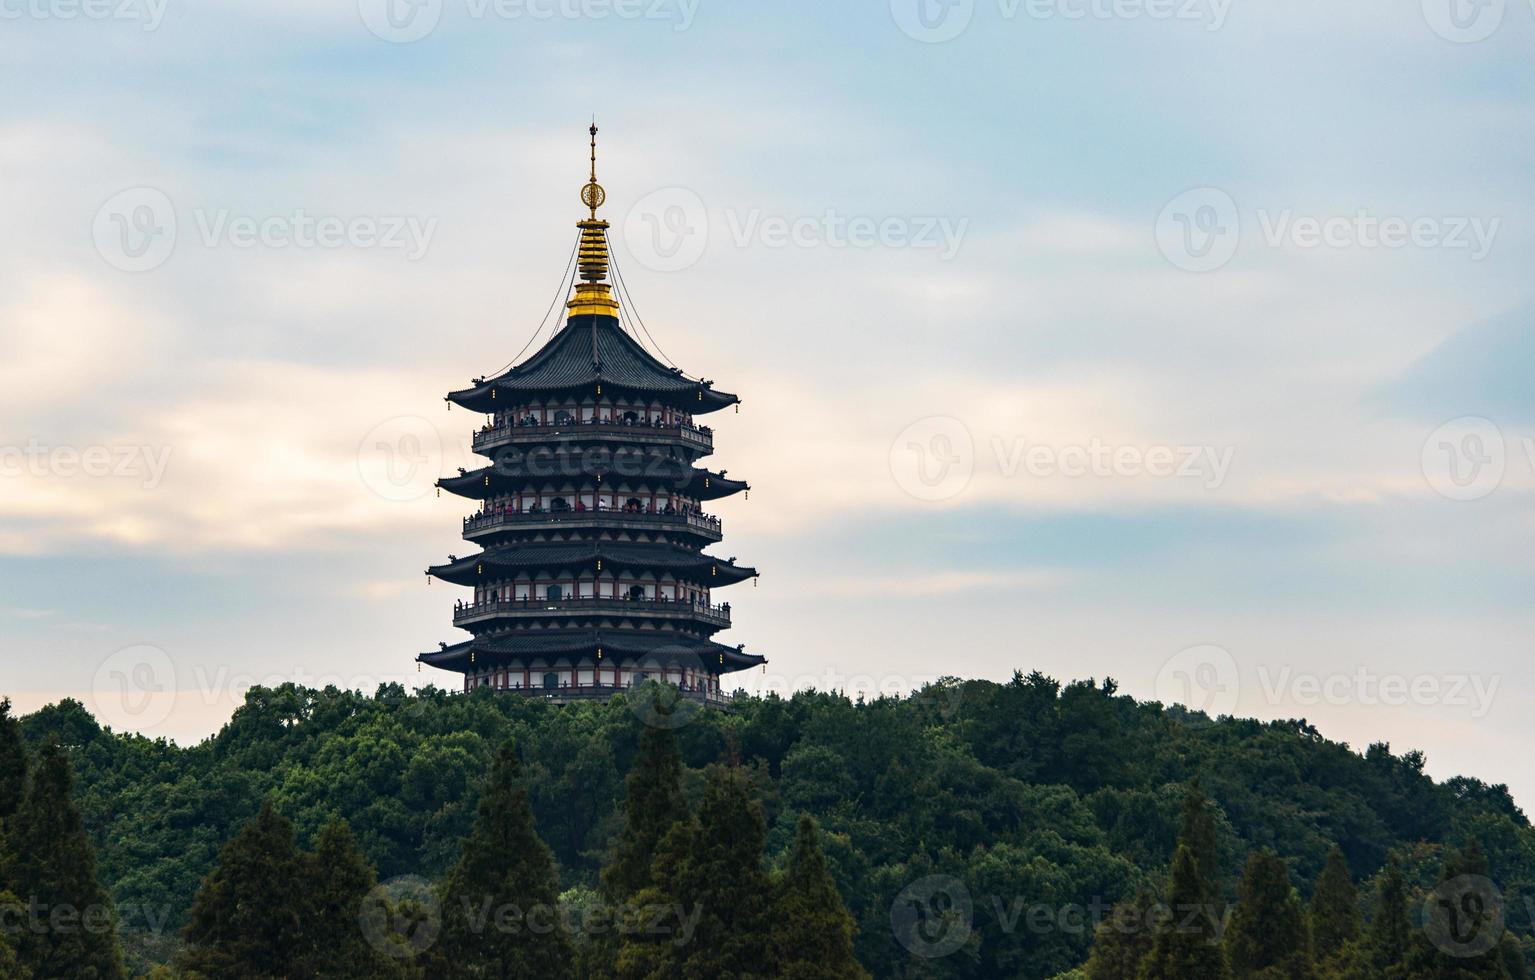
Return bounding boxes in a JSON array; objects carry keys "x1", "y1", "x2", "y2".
[
  {"x1": 179, "y1": 799, "x2": 309, "y2": 979},
  {"x1": 603, "y1": 723, "x2": 688, "y2": 902},
  {"x1": 1226, "y1": 851, "x2": 1313, "y2": 979},
  {"x1": 296, "y1": 818, "x2": 400, "y2": 979},
  {"x1": 1177, "y1": 783, "x2": 1223, "y2": 909},
  {"x1": 9, "y1": 742, "x2": 124, "y2": 980},
  {"x1": 1086, "y1": 887, "x2": 1158, "y2": 980},
  {"x1": 0, "y1": 699, "x2": 27, "y2": 821},
  {"x1": 1139, "y1": 845, "x2": 1227, "y2": 980},
  {"x1": 435, "y1": 741, "x2": 575, "y2": 979},
  {"x1": 1403, "y1": 841, "x2": 1515, "y2": 979},
  {"x1": 1369, "y1": 855, "x2": 1412, "y2": 976},
  {"x1": 1309, "y1": 847, "x2": 1360, "y2": 964},
  {"x1": 771, "y1": 813, "x2": 869, "y2": 980}
]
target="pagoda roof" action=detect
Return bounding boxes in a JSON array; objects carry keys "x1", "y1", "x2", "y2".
[
  {"x1": 427, "y1": 541, "x2": 758, "y2": 586},
  {"x1": 418, "y1": 628, "x2": 765, "y2": 673},
  {"x1": 448, "y1": 315, "x2": 739, "y2": 414},
  {"x1": 437, "y1": 463, "x2": 748, "y2": 500}
]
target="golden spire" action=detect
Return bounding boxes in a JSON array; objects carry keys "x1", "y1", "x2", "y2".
[{"x1": 568, "y1": 121, "x2": 619, "y2": 319}]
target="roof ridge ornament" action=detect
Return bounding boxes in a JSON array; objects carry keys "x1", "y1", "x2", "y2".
[{"x1": 567, "y1": 120, "x2": 620, "y2": 319}]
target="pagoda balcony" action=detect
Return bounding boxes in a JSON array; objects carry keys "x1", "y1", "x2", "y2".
[
  {"x1": 462, "y1": 508, "x2": 723, "y2": 542},
  {"x1": 473, "y1": 418, "x2": 714, "y2": 454},
  {"x1": 462, "y1": 682, "x2": 733, "y2": 710},
  {"x1": 453, "y1": 595, "x2": 733, "y2": 630}
]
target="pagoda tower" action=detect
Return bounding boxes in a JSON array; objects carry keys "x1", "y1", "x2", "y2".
[{"x1": 417, "y1": 125, "x2": 763, "y2": 704}]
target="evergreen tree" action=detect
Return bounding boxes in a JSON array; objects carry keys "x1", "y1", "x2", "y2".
[
  {"x1": 0, "y1": 699, "x2": 27, "y2": 821},
  {"x1": 603, "y1": 723, "x2": 688, "y2": 902},
  {"x1": 1177, "y1": 783, "x2": 1223, "y2": 909},
  {"x1": 1086, "y1": 887, "x2": 1158, "y2": 980},
  {"x1": 1226, "y1": 850, "x2": 1313, "y2": 980},
  {"x1": 179, "y1": 799, "x2": 309, "y2": 979},
  {"x1": 1139, "y1": 845, "x2": 1227, "y2": 980},
  {"x1": 1402, "y1": 841, "x2": 1514, "y2": 979},
  {"x1": 771, "y1": 813, "x2": 869, "y2": 980},
  {"x1": 435, "y1": 741, "x2": 575, "y2": 979},
  {"x1": 296, "y1": 817, "x2": 399, "y2": 979},
  {"x1": 672, "y1": 766, "x2": 776, "y2": 978},
  {"x1": 1310, "y1": 847, "x2": 1360, "y2": 964},
  {"x1": 1369, "y1": 855, "x2": 1412, "y2": 976},
  {"x1": 9, "y1": 742, "x2": 124, "y2": 980}
]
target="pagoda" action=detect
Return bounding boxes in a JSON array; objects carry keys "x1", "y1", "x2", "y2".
[{"x1": 417, "y1": 125, "x2": 763, "y2": 705}]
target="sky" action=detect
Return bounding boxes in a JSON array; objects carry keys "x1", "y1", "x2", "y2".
[{"x1": 1, "y1": 0, "x2": 1533, "y2": 805}]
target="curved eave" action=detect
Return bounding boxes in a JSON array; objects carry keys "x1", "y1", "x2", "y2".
[
  {"x1": 437, "y1": 465, "x2": 747, "y2": 500},
  {"x1": 426, "y1": 546, "x2": 758, "y2": 587},
  {"x1": 417, "y1": 631, "x2": 766, "y2": 674}
]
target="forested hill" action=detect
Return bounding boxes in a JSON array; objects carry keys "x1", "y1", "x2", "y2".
[{"x1": 19, "y1": 671, "x2": 1535, "y2": 977}]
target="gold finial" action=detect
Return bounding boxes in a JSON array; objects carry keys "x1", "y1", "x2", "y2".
[{"x1": 568, "y1": 119, "x2": 619, "y2": 319}]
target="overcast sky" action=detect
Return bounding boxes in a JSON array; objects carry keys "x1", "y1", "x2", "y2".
[{"x1": 2, "y1": 0, "x2": 1533, "y2": 805}]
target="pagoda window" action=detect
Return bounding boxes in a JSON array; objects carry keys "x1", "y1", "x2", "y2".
[
  {"x1": 551, "y1": 496, "x2": 571, "y2": 512},
  {"x1": 627, "y1": 584, "x2": 646, "y2": 601},
  {"x1": 621, "y1": 410, "x2": 639, "y2": 424},
  {"x1": 554, "y1": 409, "x2": 574, "y2": 425},
  {"x1": 542, "y1": 672, "x2": 559, "y2": 691},
  {"x1": 547, "y1": 584, "x2": 564, "y2": 601}
]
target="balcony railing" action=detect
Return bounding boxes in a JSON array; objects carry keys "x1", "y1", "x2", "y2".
[
  {"x1": 473, "y1": 418, "x2": 713, "y2": 452},
  {"x1": 463, "y1": 508, "x2": 721, "y2": 539},
  {"x1": 464, "y1": 681, "x2": 732, "y2": 709},
  {"x1": 453, "y1": 595, "x2": 732, "y2": 629}
]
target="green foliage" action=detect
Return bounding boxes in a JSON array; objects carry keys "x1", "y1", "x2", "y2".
[
  {"x1": 1139, "y1": 844, "x2": 1227, "y2": 980},
  {"x1": 1310, "y1": 846, "x2": 1361, "y2": 964},
  {"x1": 0, "y1": 699, "x2": 27, "y2": 821},
  {"x1": 1371, "y1": 854, "x2": 1413, "y2": 975},
  {"x1": 12, "y1": 673, "x2": 1535, "y2": 977},
  {"x1": 1085, "y1": 887, "x2": 1158, "y2": 980},
  {"x1": 772, "y1": 813, "x2": 870, "y2": 980},
  {"x1": 1226, "y1": 851, "x2": 1313, "y2": 979},
  {"x1": 9, "y1": 741, "x2": 125, "y2": 980},
  {"x1": 434, "y1": 741, "x2": 575, "y2": 979},
  {"x1": 602, "y1": 722, "x2": 687, "y2": 903}
]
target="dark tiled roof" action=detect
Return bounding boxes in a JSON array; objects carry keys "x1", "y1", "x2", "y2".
[
  {"x1": 436, "y1": 463, "x2": 748, "y2": 500},
  {"x1": 448, "y1": 315, "x2": 738, "y2": 413},
  {"x1": 427, "y1": 541, "x2": 758, "y2": 586},
  {"x1": 418, "y1": 628, "x2": 764, "y2": 672}
]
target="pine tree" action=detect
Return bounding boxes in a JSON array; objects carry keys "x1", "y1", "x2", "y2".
[
  {"x1": 296, "y1": 818, "x2": 399, "y2": 979},
  {"x1": 9, "y1": 742, "x2": 125, "y2": 980},
  {"x1": 1139, "y1": 845, "x2": 1227, "y2": 980},
  {"x1": 771, "y1": 813, "x2": 870, "y2": 980},
  {"x1": 670, "y1": 766, "x2": 776, "y2": 979},
  {"x1": 1086, "y1": 887, "x2": 1158, "y2": 980},
  {"x1": 179, "y1": 799, "x2": 309, "y2": 979},
  {"x1": 435, "y1": 741, "x2": 575, "y2": 979},
  {"x1": 1310, "y1": 847, "x2": 1360, "y2": 965},
  {"x1": 1226, "y1": 850, "x2": 1313, "y2": 979},
  {"x1": 1369, "y1": 855, "x2": 1412, "y2": 976},
  {"x1": 603, "y1": 724, "x2": 688, "y2": 902},
  {"x1": 0, "y1": 699, "x2": 27, "y2": 821},
  {"x1": 1177, "y1": 783, "x2": 1223, "y2": 909},
  {"x1": 1402, "y1": 841, "x2": 1513, "y2": 979}
]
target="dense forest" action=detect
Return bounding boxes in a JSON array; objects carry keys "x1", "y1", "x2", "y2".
[{"x1": 3, "y1": 671, "x2": 1533, "y2": 977}]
